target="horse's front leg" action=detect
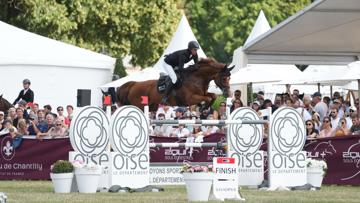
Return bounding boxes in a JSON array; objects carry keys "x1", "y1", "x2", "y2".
[{"x1": 186, "y1": 94, "x2": 213, "y2": 106}]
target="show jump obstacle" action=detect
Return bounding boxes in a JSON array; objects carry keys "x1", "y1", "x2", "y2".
[{"x1": 68, "y1": 102, "x2": 306, "y2": 189}]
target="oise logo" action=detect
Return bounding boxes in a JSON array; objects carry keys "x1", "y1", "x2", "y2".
[
  {"x1": 69, "y1": 106, "x2": 109, "y2": 156},
  {"x1": 229, "y1": 108, "x2": 263, "y2": 155},
  {"x1": 270, "y1": 107, "x2": 306, "y2": 156},
  {"x1": 110, "y1": 106, "x2": 148, "y2": 157}
]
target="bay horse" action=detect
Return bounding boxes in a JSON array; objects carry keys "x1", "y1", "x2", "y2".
[
  {"x1": 116, "y1": 58, "x2": 234, "y2": 111},
  {"x1": 0, "y1": 95, "x2": 13, "y2": 115}
]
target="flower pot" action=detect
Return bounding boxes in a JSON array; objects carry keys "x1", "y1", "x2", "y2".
[
  {"x1": 75, "y1": 167, "x2": 102, "y2": 193},
  {"x1": 183, "y1": 172, "x2": 213, "y2": 201},
  {"x1": 50, "y1": 173, "x2": 74, "y2": 193},
  {"x1": 307, "y1": 167, "x2": 324, "y2": 187}
]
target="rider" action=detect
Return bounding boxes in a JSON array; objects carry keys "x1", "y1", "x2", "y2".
[
  {"x1": 161, "y1": 41, "x2": 200, "y2": 104},
  {"x1": 13, "y1": 79, "x2": 34, "y2": 105}
]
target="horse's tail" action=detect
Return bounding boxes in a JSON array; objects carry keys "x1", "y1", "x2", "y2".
[{"x1": 116, "y1": 82, "x2": 135, "y2": 106}]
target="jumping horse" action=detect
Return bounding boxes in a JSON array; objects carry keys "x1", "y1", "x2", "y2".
[{"x1": 116, "y1": 58, "x2": 234, "y2": 111}]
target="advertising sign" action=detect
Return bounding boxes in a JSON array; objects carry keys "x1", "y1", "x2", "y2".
[
  {"x1": 109, "y1": 106, "x2": 149, "y2": 188},
  {"x1": 269, "y1": 107, "x2": 306, "y2": 187},
  {"x1": 228, "y1": 107, "x2": 264, "y2": 186}
]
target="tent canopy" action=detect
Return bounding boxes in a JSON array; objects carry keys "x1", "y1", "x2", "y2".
[
  {"x1": 235, "y1": 0, "x2": 360, "y2": 67},
  {"x1": 0, "y1": 21, "x2": 115, "y2": 69}
]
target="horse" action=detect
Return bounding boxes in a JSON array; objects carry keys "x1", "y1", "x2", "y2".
[
  {"x1": 116, "y1": 58, "x2": 234, "y2": 111},
  {"x1": 0, "y1": 95, "x2": 13, "y2": 115}
]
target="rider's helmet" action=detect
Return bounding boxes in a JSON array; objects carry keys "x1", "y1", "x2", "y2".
[
  {"x1": 23, "y1": 79, "x2": 31, "y2": 85},
  {"x1": 188, "y1": 41, "x2": 200, "y2": 50}
]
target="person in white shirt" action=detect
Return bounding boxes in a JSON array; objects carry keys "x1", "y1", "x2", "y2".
[
  {"x1": 170, "y1": 124, "x2": 190, "y2": 138},
  {"x1": 156, "y1": 105, "x2": 175, "y2": 120},
  {"x1": 312, "y1": 92, "x2": 328, "y2": 122},
  {"x1": 329, "y1": 108, "x2": 340, "y2": 130}
]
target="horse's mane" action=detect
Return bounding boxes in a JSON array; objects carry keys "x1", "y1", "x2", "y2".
[{"x1": 183, "y1": 58, "x2": 223, "y2": 74}]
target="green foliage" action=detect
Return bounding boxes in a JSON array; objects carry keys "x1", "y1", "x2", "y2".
[
  {"x1": 51, "y1": 160, "x2": 74, "y2": 174},
  {"x1": 184, "y1": 0, "x2": 311, "y2": 63},
  {"x1": 0, "y1": 0, "x2": 180, "y2": 70},
  {"x1": 114, "y1": 59, "x2": 127, "y2": 78}
]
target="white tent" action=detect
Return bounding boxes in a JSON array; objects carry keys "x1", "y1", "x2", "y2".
[
  {"x1": 232, "y1": 0, "x2": 360, "y2": 69},
  {"x1": 0, "y1": 21, "x2": 115, "y2": 108},
  {"x1": 230, "y1": 64, "x2": 302, "y2": 85}
]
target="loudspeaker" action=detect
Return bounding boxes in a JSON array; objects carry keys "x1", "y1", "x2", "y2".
[{"x1": 77, "y1": 89, "x2": 91, "y2": 107}]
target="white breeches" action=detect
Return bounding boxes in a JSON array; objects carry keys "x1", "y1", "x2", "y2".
[{"x1": 163, "y1": 62, "x2": 177, "y2": 84}]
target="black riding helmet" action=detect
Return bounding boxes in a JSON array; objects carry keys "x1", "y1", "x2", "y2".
[
  {"x1": 23, "y1": 79, "x2": 31, "y2": 85},
  {"x1": 188, "y1": 41, "x2": 200, "y2": 50}
]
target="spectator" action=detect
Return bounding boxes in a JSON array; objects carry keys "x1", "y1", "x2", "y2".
[
  {"x1": 170, "y1": 124, "x2": 190, "y2": 138},
  {"x1": 36, "y1": 113, "x2": 55, "y2": 139},
  {"x1": 202, "y1": 114, "x2": 220, "y2": 136},
  {"x1": 27, "y1": 114, "x2": 39, "y2": 135},
  {"x1": 7, "y1": 107, "x2": 16, "y2": 122},
  {"x1": 294, "y1": 100, "x2": 312, "y2": 122},
  {"x1": 251, "y1": 101, "x2": 261, "y2": 115},
  {"x1": 312, "y1": 112, "x2": 321, "y2": 131},
  {"x1": 12, "y1": 107, "x2": 26, "y2": 128},
  {"x1": 273, "y1": 95, "x2": 283, "y2": 112},
  {"x1": 319, "y1": 116, "x2": 336, "y2": 138},
  {"x1": 57, "y1": 106, "x2": 70, "y2": 127},
  {"x1": 66, "y1": 105, "x2": 74, "y2": 121},
  {"x1": 256, "y1": 91, "x2": 265, "y2": 106},
  {"x1": 47, "y1": 118, "x2": 69, "y2": 138},
  {"x1": 16, "y1": 119, "x2": 29, "y2": 136},
  {"x1": 13, "y1": 79, "x2": 34, "y2": 105},
  {"x1": 332, "y1": 99, "x2": 344, "y2": 118},
  {"x1": 335, "y1": 118, "x2": 351, "y2": 137},
  {"x1": 306, "y1": 119, "x2": 319, "y2": 139},
  {"x1": 312, "y1": 92, "x2": 328, "y2": 122},
  {"x1": 322, "y1": 96, "x2": 331, "y2": 109},
  {"x1": 32, "y1": 103, "x2": 39, "y2": 113},
  {"x1": 232, "y1": 90, "x2": 244, "y2": 107},
  {"x1": 174, "y1": 107, "x2": 186, "y2": 120},
  {"x1": 303, "y1": 95, "x2": 314, "y2": 115},
  {"x1": 152, "y1": 113, "x2": 172, "y2": 137},
  {"x1": 292, "y1": 89, "x2": 304, "y2": 106},
  {"x1": 0, "y1": 111, "x2": 4, "y2": 130},
  {"x1": 350, "y1": 113, "x2": 360, "y2": 134},
  {"x1": 329, "y1": 108, "x2": 340, "y2": 130},
  {"x1": 230, "y1": 99, "x2": 242, "y2": 113},
  {"x1": 17, "y1": 100, "x2": 29, "y2": 119},
  {"x1": 156, "y1": 105, "x2": 175, "y2": 120},
  {"x1": 0, "y1": 120, "x2": 16, "y2": 136},
  {"x1": 218, "y1": 101, "x2": 227, "y2": 120},
  {"x1": 43, "y1": 104, "x2": 56, "y2": 118}
]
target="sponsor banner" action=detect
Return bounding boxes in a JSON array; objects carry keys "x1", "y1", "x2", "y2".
[
  {"x1": 1, "y1": 134, "x2": 360, "y2": 185},
  {"x1": 269, "y1": 107, "x2": 307, "y2": 187},
  {"x1": 109, "y1": 106, "x2": 149, "y2": 188},
  {"x1": 0, "y1": 135, "x2": 72, "y2": 179},
  {"x1": 149, "y1": 166, "x2": 184, "y2": 185}
]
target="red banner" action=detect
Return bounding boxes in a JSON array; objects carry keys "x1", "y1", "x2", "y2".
[{"x1": 1, "y1": 134, "x2": 359, "y2": 185}]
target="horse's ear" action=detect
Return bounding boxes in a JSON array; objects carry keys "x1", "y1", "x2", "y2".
[
  {"x1": 0, "y1": 94, "x2": 2, "y2": 99},
  {"x1": 228, "y1": 65, "x2": 235, "y2": 72}
]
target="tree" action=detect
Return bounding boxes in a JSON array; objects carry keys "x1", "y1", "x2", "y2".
[
  {"x1": 0, "y1": 0, "x2": 180, "y2": 69},
  {"x1": 184, "y1": 0, "x2": 311, "y2": 63}
]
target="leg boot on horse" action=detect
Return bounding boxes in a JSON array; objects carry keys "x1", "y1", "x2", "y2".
[{"x1": 161, "y1": 79, "x2": 174, "y2": 105}]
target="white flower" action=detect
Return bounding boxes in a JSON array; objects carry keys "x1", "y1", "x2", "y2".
[
  {"x1": 71, "y1": 160, "x2": 102, "y2": 171},
  {"x1": 306, "y1": 158, "x2": 328, "y2": 176}
]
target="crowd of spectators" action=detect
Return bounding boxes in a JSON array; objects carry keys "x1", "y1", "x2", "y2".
[
  {"x1": 0, "y1": 102, "x2": 73, "y2": 140},
  {"x1": 148, "y1": 86, "x2": 360, "y2": 140}
]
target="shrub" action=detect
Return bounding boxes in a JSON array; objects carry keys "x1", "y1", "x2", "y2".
[{"x1": 51, "y1": 160, "x2": 74, "y2": 174}]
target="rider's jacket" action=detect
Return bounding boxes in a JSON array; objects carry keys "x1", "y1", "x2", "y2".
[{"x1": 164, "y1": 49, "x2": 198, "y2": 71}]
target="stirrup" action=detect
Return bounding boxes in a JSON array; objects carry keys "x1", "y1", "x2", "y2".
[{"x1": 161, "y1": 97, "x2": 169, "y2": 105}]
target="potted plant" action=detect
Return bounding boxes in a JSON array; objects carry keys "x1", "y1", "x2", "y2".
[
  {"x1": 50, "y1": 160, "x2": 74, "y2": 193},
  {"x1": 73, "y1": 160, "x2": 102, "y2": 193},
  {"x1": 306, "y1": 158, "x2": 328, "y2": 188},
  {"x1": 181, "y1": 163, "x2": 214, "y2": 201}
]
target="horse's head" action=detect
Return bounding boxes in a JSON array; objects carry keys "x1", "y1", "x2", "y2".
[
  {"x1": 214, "y1": 64, "x2": 234, "y2": 97},
  {"x1": 0, "y1": 95, "x2": 13, "y2": 113}
]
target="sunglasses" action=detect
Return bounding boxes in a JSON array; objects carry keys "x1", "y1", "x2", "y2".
[
  {"x1": 323, "y1": 120, "x2": 330, "y2": 123},
  {"x1": 306, "y1": 123, "x2": 312, "y2": 126},
  {"x1": 56, "y1": 124, "x2": 62, "y2": 126},
  {"x1": 57, "y1": 109, "x2": 63, "y2": 111}
]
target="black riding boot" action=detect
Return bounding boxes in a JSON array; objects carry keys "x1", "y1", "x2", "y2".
[{"x1": 161, "y1": 81, "x2": 174, "y2": 105}]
